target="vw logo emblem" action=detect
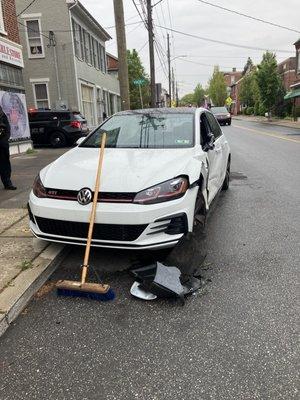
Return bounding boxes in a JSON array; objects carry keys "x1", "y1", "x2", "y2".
[{"x1": 77, "y1": 188, "x2": 92, "y2": 205}]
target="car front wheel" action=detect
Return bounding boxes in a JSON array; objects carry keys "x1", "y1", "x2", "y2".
[{"x1": 222, "y1": 159, "x2": 230, "y2": 190}]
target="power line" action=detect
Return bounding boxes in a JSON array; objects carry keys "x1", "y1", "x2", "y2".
[
  {"x1": 176, "y1": 57, "x2": 243, "y2": 70},
  {"x1": 137, "y1": 40, "x2": 148, "y2": 52},
  {"x1": 105, "y1": 21, "x2": 142, "y2": 29},
  {"x1": 197, "y1": 0, "x2": 300, "y2": 34},
  {"x1": 17, "y1": 0, "x2": 37, "y2": 17},
  {"x1": 155, "y1": 24, "x2": 294, "y2": 54},
  {"x1": 131, "y1": 0, "x2": 148, "y2": 30},
  {"x1": 17, "y1": 19, "x2": 50, "y2": 41}
]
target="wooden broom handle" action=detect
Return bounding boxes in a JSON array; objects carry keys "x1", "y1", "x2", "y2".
[{"x1": 81, "y1": 132, "x2": 107, "y2": 284}]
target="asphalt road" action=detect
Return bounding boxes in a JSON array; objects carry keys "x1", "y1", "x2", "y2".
[{"x1": 0, "y1": 121, "x2": 299, "y2": 400}]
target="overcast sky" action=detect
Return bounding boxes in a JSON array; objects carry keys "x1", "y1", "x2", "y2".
[{"x1": 81, "y1": 0, "x2": 300, "y2": 96}]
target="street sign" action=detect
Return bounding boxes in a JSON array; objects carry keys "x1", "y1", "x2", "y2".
[
  {"x1": 133, "y1": 79, "x2": 146, "y2": 86},
  {"x1": 225, "y1": 96, "x2": 233, "y2": 106}
]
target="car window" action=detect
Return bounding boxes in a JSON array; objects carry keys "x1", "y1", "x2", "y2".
[
  {"x1": 28, "y1": 111, "x2": 51, "y2": 122},
  {"x1": 211, "y1": 107, "x2": 227, "y2": 114},
  {"x1": 200, "y1": 113, "x2": 211, "y2": 146},
  {"x1": 206, "y1": 112, "x2": 222, "y2": 140},
  {"x1": 81, "y1": 112, "x2": 195, "y2": 149},
  {"x1": 56, "y1": 112, "x2": 71, "y2": 121}
]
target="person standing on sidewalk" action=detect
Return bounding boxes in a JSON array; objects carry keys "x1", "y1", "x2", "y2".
[{"x1": 0, "y1": 106, "x2": 16, "y2": 190}]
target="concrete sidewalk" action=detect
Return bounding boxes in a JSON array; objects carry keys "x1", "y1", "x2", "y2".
[
  {"x1": 233, "y1": 115, "x2": 300, "y2": 130},
  {"x1": 0, "y1": 148, "x2": 68, "y2": 336}
]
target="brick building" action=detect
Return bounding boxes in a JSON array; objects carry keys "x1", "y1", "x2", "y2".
[
  {"x1": 278, "y1": 57, "x2": 298, "y2": 91},
  {"x1": 283, "y1": 38, "x2": 300, "y2": 119},
  {"x1": 230, "y1": 76, "x2": 244, "y2": 116},
  {"x1": 223, "y1": 68, "x2": 242, "y2": 95},
  {"x1": 0, "y1": 0, "x2": 31, "y2": 153},
  {"x1": 107, "y1": 53, "x2": 119, "y2": 77}
]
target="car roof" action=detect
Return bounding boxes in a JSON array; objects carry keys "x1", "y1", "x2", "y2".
[{"x1": 115, "y1": 107, "x2": 206, "y2": 116}]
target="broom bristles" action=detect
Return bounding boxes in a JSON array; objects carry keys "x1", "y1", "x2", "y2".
[{"x1": 57, "y1": 287, "x2": 115, "y2": 301}]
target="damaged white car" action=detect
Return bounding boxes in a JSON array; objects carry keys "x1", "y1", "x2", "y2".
[{"x1": 28, "y1": 108, "x2": 231, "y2": 250}]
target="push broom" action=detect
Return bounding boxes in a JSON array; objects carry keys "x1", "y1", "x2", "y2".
[{"x1": 56, "y1": 132, "x2": 115, "y2": 301}]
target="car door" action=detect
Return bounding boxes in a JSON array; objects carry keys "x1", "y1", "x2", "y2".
[
  {"x1": 206, "y1": 112, "x2": 229, "y2": 190},
  {"x1": 200, "y1": 112, "x2": 219, "y2": 203}
]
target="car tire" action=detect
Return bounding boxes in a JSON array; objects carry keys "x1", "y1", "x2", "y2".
[
  {"x1": 50, "y1": 132, "x2": 66, "y2": 148},
  {"x1": 228, "y1": 120, "x2": 231, "y2": 126},
  {"x1": 222, "y1": 159, "x2": 230, "y2": 190}
]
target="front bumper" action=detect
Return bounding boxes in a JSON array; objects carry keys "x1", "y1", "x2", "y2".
[{"x1": 28, "y1": 187, "x2": 198, "y2": 250}]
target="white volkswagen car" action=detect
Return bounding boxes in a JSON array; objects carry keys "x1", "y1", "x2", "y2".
[{"x1": 28, "y1": 108, "x2": 230, "y2": 250}]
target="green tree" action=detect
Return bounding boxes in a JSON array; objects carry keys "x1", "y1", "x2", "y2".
[
  {"x1": 255, "y1": 51, "x2": 281, "y2": 119},
  {"x1": 179, "y1": 93, "x2": 195, "y2": 106},
  {"x1": 127, "y1": 49, "x2": 150, "y2": 109},
  {"x1": 242, "y1": 57, "x2": 254, "y2": 76},
  {"x1": 208, "y1": 66, "x2": 227, "y2": 106},
  {"x1": 239, "y1": 70, "x2": 257, "y2": 108},
  {"x1": 193, "y1": 84, "x2": 205, "y2": 106}
]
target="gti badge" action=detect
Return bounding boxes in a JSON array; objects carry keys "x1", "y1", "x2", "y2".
[{"x1": 77, "y1": 188, "x2": 92, "y2": 205}]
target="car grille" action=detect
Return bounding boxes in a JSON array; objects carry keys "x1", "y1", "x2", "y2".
[
  {"x1": 45, "y1": 188, "x2": 135, "y2": 203},
  {"x1": 35, "y1": 217, "x2": 147, "y2": 241}
]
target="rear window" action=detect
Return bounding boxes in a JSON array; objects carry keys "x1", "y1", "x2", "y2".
[
  {"x1": 81, "y1": 112, "x2": 195, "y2": 149},
  {"x1": 211, "y1": 107, "x2": 228, "y2": 114},
  {"x1": 28, "y1": 111, "x2": 52, "y2": 122}
]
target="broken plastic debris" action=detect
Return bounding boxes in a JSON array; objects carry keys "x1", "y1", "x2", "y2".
[{"x1": 130, "y1": 281, "x2": 157, "y2": 300}]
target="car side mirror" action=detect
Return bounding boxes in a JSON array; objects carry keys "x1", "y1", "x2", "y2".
[{"x1": 76, "y1": 137, "x2": 85, "y2": 146}]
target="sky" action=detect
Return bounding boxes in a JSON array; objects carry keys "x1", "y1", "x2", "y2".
[{"x1": 81, "y1": 0, "x2": 300, "y2": 97}]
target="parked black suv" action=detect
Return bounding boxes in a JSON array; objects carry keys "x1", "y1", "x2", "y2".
[{"x1": 28, "y1": 110, "x2": 89, "y2": 147}]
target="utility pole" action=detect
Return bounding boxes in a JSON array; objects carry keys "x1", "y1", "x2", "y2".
[
  {"x1": 167, "y1": 33, "x2": 171, "y2": 107},
  {"x1": 147, "y1": 0, "x2": 156, "y2": 107},
  {"x1": 176, "y1": 82, "x2": 179, "y2": 107},
  {"x1": 113, "y1": 0, "x2": 130, "y2": 110},
  {"x1": 172, "y1": 67, "x2": 175, "y2": 103}
]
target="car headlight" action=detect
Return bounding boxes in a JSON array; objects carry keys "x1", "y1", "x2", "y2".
[
  {"x1": 33, "y1": 174, "x2": 47, "y2": 198},
  {"x1": 227, "y1": 113, "x2": 231, "y2": 117},
  {"x1": 133, "y1": 177, "x2": 189, "y2": 205}
]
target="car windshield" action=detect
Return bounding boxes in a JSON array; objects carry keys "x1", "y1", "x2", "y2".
[
  {"x1": 80, "y1": 112, "x2": 194, "y2": 148},
  {"x1": 211, "y1": 107, "x2": 228, "y2": 114}
]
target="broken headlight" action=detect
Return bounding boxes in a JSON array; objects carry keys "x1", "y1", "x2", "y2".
[{"x1": 133, "y1": 177, "x2": 188, "y2": 205}]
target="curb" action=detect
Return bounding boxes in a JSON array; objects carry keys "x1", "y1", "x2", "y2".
[
  {"x1": 232, "y1": 117, "x2": 300, "y2": 131},
  {"x1": 0, "y1": 243, "x2": 69, "y2": 337}
]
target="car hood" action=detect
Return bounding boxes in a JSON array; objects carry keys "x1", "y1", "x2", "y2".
[{"x1": 40, "y1": 146, "x2": 203, "y2": 192}]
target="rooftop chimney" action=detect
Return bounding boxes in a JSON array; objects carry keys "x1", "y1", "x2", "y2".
[{"x1": 232, "y1": 67, "x2": 236, "y2": 72}]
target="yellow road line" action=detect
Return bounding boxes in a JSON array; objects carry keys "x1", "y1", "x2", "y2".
[{"x1": 232, "y1": 124, "x2": 300, "y2": 143}]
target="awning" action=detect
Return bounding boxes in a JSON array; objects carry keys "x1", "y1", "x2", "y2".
[{"x1": 284, "y1": 88, "x2": 300, "y2": 100}]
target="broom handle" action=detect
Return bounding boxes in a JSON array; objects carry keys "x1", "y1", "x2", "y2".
[{"x1": 81, "y1": 132, "x2": 107, "y2": 285}]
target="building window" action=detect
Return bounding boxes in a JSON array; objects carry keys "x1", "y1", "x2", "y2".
[
  {"x1": 81, "y1": 84, "x2": 95, "y2": 126},
  {"x1": 33, "y1": 83, "x2": 49, "y2": 109},
  {"x1": 230, "y1": 76, "x2": 235, "y2": 84},
  {"x1": 25, "y1": 19, "x2": 44, "y2": 58},
  {"x1": 0, "y1": 64, "x2": 24, "y2": 88},
  {"x1": 83, "y1": 29, "x2": 91, "y2": 64},
  {"x1": 0, "y1": 1, "x2": 6, "y2": 34},
  {"x1": 72, "y1": 19, "x2": 82, "y2": 59},
  {"x1": 92, "y1": 38, "x2": 98, "y2": 68}
]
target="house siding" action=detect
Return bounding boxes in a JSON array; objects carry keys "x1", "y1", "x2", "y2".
[{"x1": 15, "y1": 0, "x2": 120, "y2": 127}]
